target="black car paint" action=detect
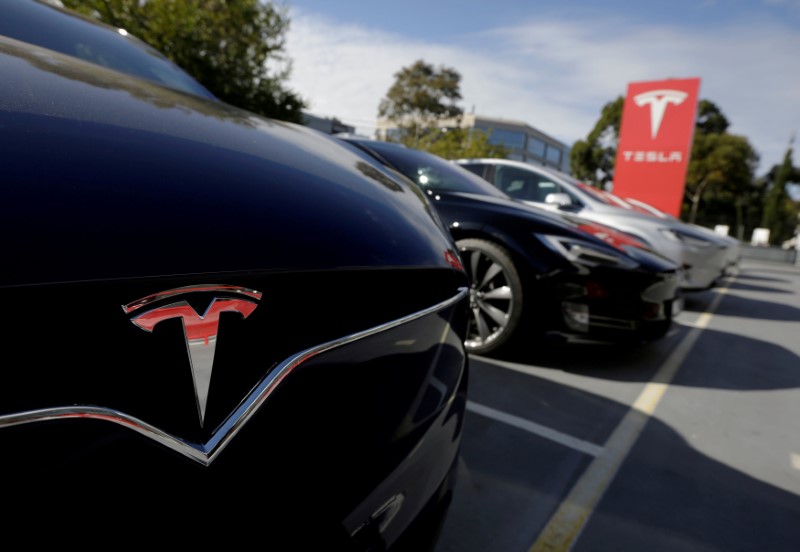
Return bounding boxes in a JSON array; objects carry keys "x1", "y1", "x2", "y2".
[
  {"x1": 0, "y1": 37, "x2": 469, "y2": 549},
  {"x1": 339, "y1": 137, "x2": 681, "y2": 345}
]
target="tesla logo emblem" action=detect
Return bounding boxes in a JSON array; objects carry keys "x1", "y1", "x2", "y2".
[
  {"x1": 634, "y1": 89, "x2": 688, "y2": 139},
  {"x1": 123, "y1": 285, "x2": 262, "y2": 427}
]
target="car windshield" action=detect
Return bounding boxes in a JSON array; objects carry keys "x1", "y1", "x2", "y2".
[
  {"x1": 0, "y1": 0, "x2": 215, "y2": 99},
  {"x1": 623, "y1": 197, "x2": 677, "y2": 219},
  {"x1": 358, "y1": 141, "x2": 510, "y2": 198},
  {"x1": 574, "y1": 181, "x2": 645, "y2": 209}
]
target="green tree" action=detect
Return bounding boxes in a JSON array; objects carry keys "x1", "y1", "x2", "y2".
[
  {"x1": 378, "y1": 59, "x2": 463, "y2": 145},
  {"x1": 740, "y1": 177, "x2": 771, "y2": 241},
  {"x1": 568, "y1": 96, "x2": 623, "y2": 189},
  {"x1": 682, "y1": 101, "x2": 758, "y2": 229},
  {"x1": 417, "y1": 127, "x2": 509, "y2": 160},
  {"x1": 62, "y1": 0, "x2": 306, "y2": 122},
  {"x1": 694, "y1": 98, "x2": 730, "y2": 134},
  {"x1": 684, "y1": 132, "x2": 758, "y2": 225},
  {"x1": 761, "y1": 138, "x2": 800, "y2": 244}
]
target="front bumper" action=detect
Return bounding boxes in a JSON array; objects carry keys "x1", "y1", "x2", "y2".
[
  {"x1": 681, "y1": 244, "x2": 728, "y2": 290},
  {"x1": 541, "y1": 268, "x2": 680, "y2": 342}
]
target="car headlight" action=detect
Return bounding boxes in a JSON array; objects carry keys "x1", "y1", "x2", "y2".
[{"x1": 538, "y1": 234, "x2": 639, "y2": 270}]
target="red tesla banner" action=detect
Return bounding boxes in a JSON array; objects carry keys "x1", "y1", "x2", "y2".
[{"x1": 612, "y1": 78, "x2": 701, "y2": 217}]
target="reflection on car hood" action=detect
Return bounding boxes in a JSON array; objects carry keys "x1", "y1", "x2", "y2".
[{"x1": 0, "y1": 37, "x2": 460, "y2": 286}]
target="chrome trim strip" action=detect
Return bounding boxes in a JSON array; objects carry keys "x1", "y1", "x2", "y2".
[{"x1": 0, "y1": 287, "x2": 469, "y2": 467}]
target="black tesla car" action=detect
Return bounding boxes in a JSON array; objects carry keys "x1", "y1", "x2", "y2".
[
  {"x1": 0, "y1": 26, "x2": 469, "y2": 552},
  {"x1": 338, "y1": 137, "x2": 682, "y2": 355}
]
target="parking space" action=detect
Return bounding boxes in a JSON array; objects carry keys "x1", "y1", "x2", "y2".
[{"x1": 436, "y1": 259, "x2": 800, "y2": 551}]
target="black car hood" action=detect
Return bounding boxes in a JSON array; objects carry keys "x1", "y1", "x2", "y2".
[{"x1": 0, "y1": 37, "x2": 457, "y2": 286}]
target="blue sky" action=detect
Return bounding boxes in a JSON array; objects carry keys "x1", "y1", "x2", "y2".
[{"x1": 281, "y1": 0, "x2": 800, "y2": 183}]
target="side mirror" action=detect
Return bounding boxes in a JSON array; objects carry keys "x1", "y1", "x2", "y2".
[{"x1": 545, "y1": 192, "x2": 572, "y2": 207}]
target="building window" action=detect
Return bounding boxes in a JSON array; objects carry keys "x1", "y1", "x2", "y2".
[
  {"x1": 545, "y1": 145, "x2": 562, "y2": 166},
  {"x1": 486, "y1": 128, "x2": 526, "y2": 150},
  {"x1": 527, "y1": 137, "x2": 546, "y2": 157}
]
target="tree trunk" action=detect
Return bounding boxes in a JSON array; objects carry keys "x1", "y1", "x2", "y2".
[
  {"x1": 688, "y1": 180, "x2": 710, "y2": 224},
  {"x1": 735, "y1": 199, "x2": 743, "y2": 239}
]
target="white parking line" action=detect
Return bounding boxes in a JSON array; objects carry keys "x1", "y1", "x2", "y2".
[
  {"x1": 527, "y1": 284, "x2": 732, "y2": 552},
  {"x1": 467, "y1": 401, "x2": 604, "y2": 457}
]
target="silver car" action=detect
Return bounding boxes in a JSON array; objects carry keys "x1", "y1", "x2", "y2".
[
  {"x1": 456, "y1": 158, "x2": 731, "y2": 291},
  {"x1": 622, "y1": 196, "x2": 741, "y2": 275}
]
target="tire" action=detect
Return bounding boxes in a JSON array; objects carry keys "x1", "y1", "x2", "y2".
[{"x1": 456, "y1": 238, "x2": 524, "y2": 355}]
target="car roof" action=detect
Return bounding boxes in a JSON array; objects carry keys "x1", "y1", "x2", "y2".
[
  {"x1": 456, "y1": 156, "x2": 575, "y2": 181},
  {"x1": 339, "y1": 137, "x2": 513, "y2": 199},
  {"x1": 456, "y1": 157, "x2": 664, "y2": 213}
]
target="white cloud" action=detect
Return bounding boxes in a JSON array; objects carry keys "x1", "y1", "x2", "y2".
[
  {"x1": 285, "y1": 14, "x2": 478, "y2": 132},
  {"x1": 285, "y1": 11, "x2": 800, "y2": 174}
]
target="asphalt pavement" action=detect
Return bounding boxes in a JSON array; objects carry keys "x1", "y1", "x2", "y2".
[{"x1": 435, "y1": 258, "x2": 800, "y2": 552}]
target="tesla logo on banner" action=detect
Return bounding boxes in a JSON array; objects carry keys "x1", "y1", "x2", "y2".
[
  {"x1": 634, "y1": 89, "x2": 688, "y2": 139},
  {"x1": 612, "y1": 78, "x2": 700, "y2": 217}
]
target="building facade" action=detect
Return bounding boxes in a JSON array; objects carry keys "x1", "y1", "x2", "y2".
[{"x1": 376, "y1": 113, "x2": 570, "y2": 173}]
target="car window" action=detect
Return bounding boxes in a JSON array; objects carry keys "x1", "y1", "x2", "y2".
[
  {"x1": 356, "y1": 142, "x2": 510, "y2": 198},
  {"x1": 459, "y1": 163, "x2": 486, "y2": 178},
  {"x1": 494, "y1": 165, "x2": 567, "y2": 203}
]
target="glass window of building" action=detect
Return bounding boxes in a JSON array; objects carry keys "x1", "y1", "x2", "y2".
[
  {"x1": 545, "y1": 145, "x2": 563, "y2": 165},
  {"x1": 527, "y1": 137, "x2": 546, "y2": 157},
  {"x1": 485, "y1": 128, "x2": 526, "y2": 149}
]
